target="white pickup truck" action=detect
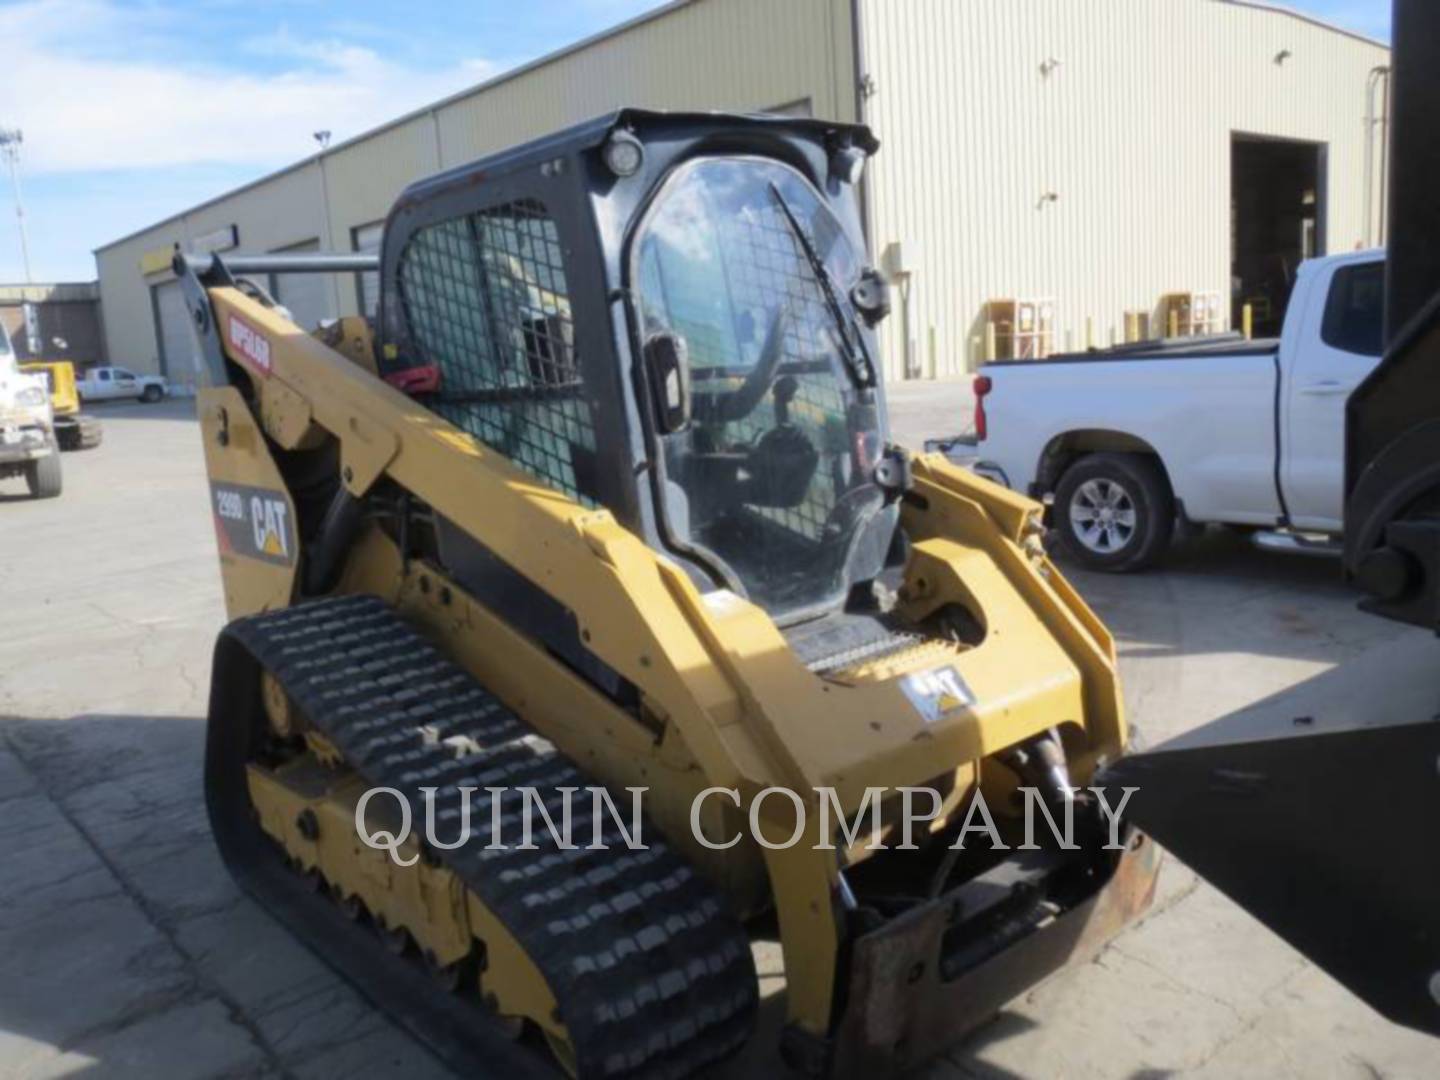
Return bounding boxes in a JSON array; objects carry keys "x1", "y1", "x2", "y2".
[
  {"x1": 972, "y1": 250, "x2": 1384, "y2": 570},
  {"x1": 76, "y1": 365, "x2": 169, "y2": 403}
]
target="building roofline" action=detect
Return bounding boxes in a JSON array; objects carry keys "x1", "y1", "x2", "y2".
[
  {"x1": 94, "y1": 0, "x2": 697, "y2": 255},
  {"x1": 1216, "y1": 0, "x2": 1390, "y2": 50}
]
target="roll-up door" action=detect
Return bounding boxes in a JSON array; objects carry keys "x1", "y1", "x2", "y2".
[
  {"x1": 353, "y1": 221, "x2": 384, "y2": 319},
  {"x1": 152, "y1": 278, "x2": 199, "y2": 381},
  {"x1": 270, "y1": 239, "x2": 332, "y2": 331}
]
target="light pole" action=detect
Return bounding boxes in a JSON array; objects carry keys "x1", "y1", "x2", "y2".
[
  {"x1": 312, "y1": 130, "x2": 341, "y2": 313},
  {"x1": 0, "y1": 127, "x2": 33, "y2": 284}
]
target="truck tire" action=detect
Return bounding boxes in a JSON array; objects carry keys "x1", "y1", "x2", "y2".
[
  {"x1": 25, "y1": 444, "x2": 63, "y2": 499},
  {"x1": 141, "y1": 384, "x2": 165, "y2": 403},
  {"x1": 1053, "y1": 452, "x2": 1172, "y2": 572}
]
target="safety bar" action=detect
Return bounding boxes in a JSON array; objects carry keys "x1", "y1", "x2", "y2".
[{"x1": 174, "y1": 252, "x2": 379, "y2": 278}]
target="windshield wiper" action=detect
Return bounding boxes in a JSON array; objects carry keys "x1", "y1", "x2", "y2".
[{"x1": 767, "y1": 182, "x2": 877, "y2": 389}]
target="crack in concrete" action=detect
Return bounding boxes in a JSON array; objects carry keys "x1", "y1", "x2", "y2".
[
  {"x1": 1188, "y1": 1009, "x2": 1266, "y2": 1072},
  {"x1": 1346, "y1": 1053, "x2": 1389, "y2": 1080},
  {"x1": 1107, "y1": 942, "x2": 1251, "y2": 1025},
  {"x1": 253, "y1": 977, "x2": 376, "y2": 1055},
  {"x1": 177, "y1": 661, "x2": 204, "y2": 707}
]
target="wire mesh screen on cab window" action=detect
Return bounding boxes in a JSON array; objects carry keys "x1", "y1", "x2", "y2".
[{"x1": 398, "y1": 199, "x2": 598, "y2": 505}]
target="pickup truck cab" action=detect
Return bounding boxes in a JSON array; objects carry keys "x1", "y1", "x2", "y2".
[
  {"x1": 77, "y1": 365, "x2": 168, "y2": 403},
  {"x1": 973, "y1": 250, "x2": 1384, "y2": 570}
]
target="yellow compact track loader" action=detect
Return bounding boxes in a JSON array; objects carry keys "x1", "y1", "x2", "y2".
[{"x1": 179, "y1": 110, "x2": 1158, "y2": 1078}]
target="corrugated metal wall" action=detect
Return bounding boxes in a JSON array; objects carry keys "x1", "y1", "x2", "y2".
[
  {"x1": 436, "y1": 0, "x2": 854, "y2": 163},
  {"x1": 860, "y1": 0, "x2": 1389, "y2": 381},
  {"x1": 93, "y1": 0, "x2": 853, "y2": 381}
]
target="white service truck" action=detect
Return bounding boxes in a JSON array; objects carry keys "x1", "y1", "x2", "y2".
[
  {"x1": 972, "y1": 250, "x2": 1384, "y2": 570},
  {"x1": 76, "y1": 365, "x2": 169, "y2": 403},
  {"x1": 0, "y1": 322, "x2": 62, "y2": 498}
]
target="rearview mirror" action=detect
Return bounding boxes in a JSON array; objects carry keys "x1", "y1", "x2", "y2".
[{"x1": 643, "y1": 332, "x2": 691, "y2": 434}]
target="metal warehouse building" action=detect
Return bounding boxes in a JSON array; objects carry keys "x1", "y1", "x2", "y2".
[{"x1": 94, "y1": 0, "x2": 1390, "y2": 387}]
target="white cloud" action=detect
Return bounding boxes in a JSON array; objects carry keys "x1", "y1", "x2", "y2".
[{"x1": 0, "y1": 0, "x2": 498, "y2": 175}]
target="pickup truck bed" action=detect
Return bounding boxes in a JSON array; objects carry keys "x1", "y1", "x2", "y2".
[{"x1": 1011, "y1": 334, "x2": 1281, "y2": 362}]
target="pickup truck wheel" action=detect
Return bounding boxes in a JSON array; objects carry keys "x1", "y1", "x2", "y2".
[
  {"x1": 1054, "y1": 453, "x2": 1173, "y2": 572},
  {"x1": 141, "y1": 384, "x2": 164, "y2": 403},
  {"x1": 24, "y1": 443, "x2": 63, "y2": 499}
]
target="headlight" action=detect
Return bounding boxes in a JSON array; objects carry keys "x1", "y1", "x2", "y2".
[
  {"x1": 601, "y1": 131, "x2": 644, "y2": 177},
  {"x1": 17, "y1": 386, "x2": 46, "y2": 407}
]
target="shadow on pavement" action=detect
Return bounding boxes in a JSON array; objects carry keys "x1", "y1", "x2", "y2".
[
  {"x1": 1, "y1": 709, "x2": 460, "y2": 1078},
  {"x1": 79, "y1": 398, "x2": 198, "y2": 423}
]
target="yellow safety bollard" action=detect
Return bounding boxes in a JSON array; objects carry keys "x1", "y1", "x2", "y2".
[
  {"x1": 1085, "y1": 316, "x2": 1094, "y2": 349},
  {"x1": 984, "y1": 322, "x2": 997, "y2": 363},
  {"x1": 1242, "y1": 304, "x2": 1253, "y2": 340},
  {"x1": 1169, "y1": 309, "x2": 1180, "y2": 338}
]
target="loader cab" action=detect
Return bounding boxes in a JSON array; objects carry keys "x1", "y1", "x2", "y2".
[{"x1": 378, "y1": 110, "x2": 894, "y2": 625}]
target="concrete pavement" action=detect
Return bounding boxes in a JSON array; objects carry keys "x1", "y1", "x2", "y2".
[{"x1": 0, "y1": 394, "x2": 1435, "y2": 1079}]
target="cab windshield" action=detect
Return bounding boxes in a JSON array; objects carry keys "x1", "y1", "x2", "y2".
[{"x1": 634, "y1": 157, "x2": 887, "y2": 619}]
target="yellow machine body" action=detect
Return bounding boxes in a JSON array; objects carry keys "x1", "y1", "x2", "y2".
[
  {"x1": 20, "y1": 359, "x2": 80, "y2": 416},
  {"x1": 185, "y1": 110, "x2": 1157, "y2": 1078}
]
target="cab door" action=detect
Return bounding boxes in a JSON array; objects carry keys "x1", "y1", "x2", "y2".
[
  {"x1": 1281, "y1": 258, "x2": 1384, "y2": 531},
  {"x1": 112, "y1": 368, "x2": 141, "y2": 400},
  {"x1": 92, "y1": 369, "x2": 114, "y2": 399}
]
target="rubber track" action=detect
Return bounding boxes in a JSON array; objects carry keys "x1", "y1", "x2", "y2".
[{"x1": 225, "y1": 594, "x2": 757, "y2": 1078}]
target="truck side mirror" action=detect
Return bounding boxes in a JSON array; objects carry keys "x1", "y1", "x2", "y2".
[{"x1": 643, "y1": 332, "x2": 691, "y2": 434}]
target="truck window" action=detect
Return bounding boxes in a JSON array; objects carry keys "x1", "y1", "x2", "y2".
[
  {"x1": 398, "y1": 199, "x2": 597, "y2": 506},
  {"x1": 1321, "y1": 262, "x2": 1384, "y2": 357},
  {"x1": 98, "y1": 370, "x2": 111, "y2": 381}
]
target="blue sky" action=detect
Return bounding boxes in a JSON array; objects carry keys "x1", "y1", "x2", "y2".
[{"x1": 0, "y1": 0, "x2": 1392, "y2": 283}]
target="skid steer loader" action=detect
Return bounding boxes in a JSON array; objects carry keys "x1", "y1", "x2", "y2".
[{"x1": 178, "y1": 110, "x2": 1159, "y2": 1077}]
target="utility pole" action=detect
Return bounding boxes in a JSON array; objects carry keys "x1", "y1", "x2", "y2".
[{"x1": 0, "y1": 128, "x2": 33, "y2": 284}]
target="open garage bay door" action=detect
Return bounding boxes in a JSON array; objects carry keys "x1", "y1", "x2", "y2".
[
  {"x1": 1232, "y1": 134, "x2": 1327, "y2": 337},
  {"x1": 153, "y1": 278, "x2": 200, "y2": 384}
]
